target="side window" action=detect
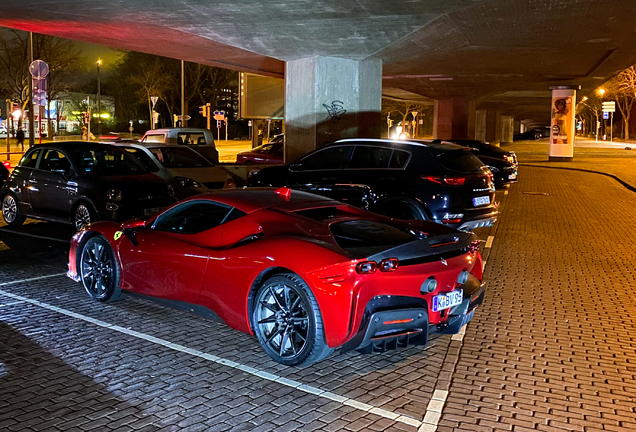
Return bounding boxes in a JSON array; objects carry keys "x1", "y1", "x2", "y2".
[
  {"x1": 348, "y1": 146, "x2": 392, "y2": 169},
  {"x1": 389, "y1": 150, "x2": 410, "y2": 168},
  {"x1": 297, "y1": 146, "x2": 350, "y2": 171},
  {"x1": 153, "y1": 201, "x2": 245, "y2": 234},
  {"x1": 124, "y1": 148, "x2": 159, "y2": 172},
  {"x1": 40, "y1": 150, "x2": 71, "y2": 173},
  {"x1": 142, "y1": 134, "x2": 165, "y2": 143},
  {"x1": 178, "y1": 133, "x2": 205, "y2": 145},
  {"x1": 19, "y1": 150, "x2": 41, "y2": 168}
]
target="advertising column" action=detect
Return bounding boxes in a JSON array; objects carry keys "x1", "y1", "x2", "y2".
[{"x1": 549, "y1": 85, "x2": 579, "y2": 161}]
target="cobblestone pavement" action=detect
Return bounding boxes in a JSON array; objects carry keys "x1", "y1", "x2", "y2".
[{"x1": 1, "y1": 161, "x2": 636, "y2": 431}]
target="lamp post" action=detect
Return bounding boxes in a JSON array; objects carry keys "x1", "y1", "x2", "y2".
[
  {"x1": 597, "y1": 88, "x2": 606, "y2": 140},
  {"x1": 96, "y1": 59, "x2": 102, "y2": 136}
]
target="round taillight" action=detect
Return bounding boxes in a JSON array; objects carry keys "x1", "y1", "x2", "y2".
[
  {"x1": 356, "y1": 261, "x2": 377, "y2": 274},
  {"x1": 379, "y1": 258, "x2": 399, "y2": 272}
]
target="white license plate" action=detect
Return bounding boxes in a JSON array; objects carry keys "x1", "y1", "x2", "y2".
[
  {"x1": 144, "y1": 207, "x2": 164, "y2": 216},
  {"x1": 432, "y1": 290, "x2": 463, "y2": 313},
  {"x1": 509, "y1": 173, "x2": 517, "y2": 180},
  {"x1": 473, "y1": 196, "x2": 490, "y2": 206}
]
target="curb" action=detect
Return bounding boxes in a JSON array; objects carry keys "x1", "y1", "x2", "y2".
[{"x1": 520, "y1": 163, "x2": 636, "y2": 194}]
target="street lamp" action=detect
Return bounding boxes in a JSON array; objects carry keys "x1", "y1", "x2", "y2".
[{"x1": 96, "y1": 59, "x2": 102, "y2": 136}]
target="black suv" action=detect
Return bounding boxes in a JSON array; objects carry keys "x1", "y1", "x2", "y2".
[
  {"x1": 1, "y1": 142, "x2": 176, "y2": 230},
  {"x1": 248, "y1": 139, "x2": 497, "y2": 231}
]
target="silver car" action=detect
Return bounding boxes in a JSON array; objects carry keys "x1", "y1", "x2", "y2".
[{"x1": 116, "y1": 143, "x2": 235, "y2": 199}]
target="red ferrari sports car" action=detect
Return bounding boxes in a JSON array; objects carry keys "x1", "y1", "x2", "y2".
[{"x1": 67, "y1": 188, "x2": 485, "y2": 366}]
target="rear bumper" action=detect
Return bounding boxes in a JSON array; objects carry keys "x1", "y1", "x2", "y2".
[
  {"x1": 340, "y1": 279, "x2": 485, "y2": 355},
  {"x1": 458, "y1": 214, "x2": 497, "y2": 231}
]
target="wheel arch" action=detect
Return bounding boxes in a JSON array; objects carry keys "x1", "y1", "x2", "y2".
[
  {"x1": 246, "y1": 266, "x2": 295, "y2": 333},
  {"x1": 71, "y1": 197, "x2": 99, "y2": 224},
  {"x1": 372, "y1": 195, "x2": 431, "y2": 220}
]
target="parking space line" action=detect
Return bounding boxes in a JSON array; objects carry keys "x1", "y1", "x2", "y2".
[
  {"x1": 0, "y1": 286, "x2": 423, "y2": 428},
  {"x1": 485, "y1": 235, "x2": 494, "y2": 248},
  {"x1": 0, "y1": 300, "x2": 24, "y2": 307},
  {"x1": 0, "y1": 273, "x2": 67, "y2": 287},
  {"x1": 0, "y1": 228, "x2": 69, "y2": 243}
]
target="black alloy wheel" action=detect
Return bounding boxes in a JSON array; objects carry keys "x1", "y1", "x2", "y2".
[
  {"x1": 253, "y1": 273, "x2": 332, "y2": 366},
  {"x1": 2, "y1": 193, "x2": 25, "y2": 226},
  {"x1": 74, "y1": 203, "x2": 95, "y2": 231},
  {"x1": 79, "y1": 236, "x2": 122, "y2": 302}
]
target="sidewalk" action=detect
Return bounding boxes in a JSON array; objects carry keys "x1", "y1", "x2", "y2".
[{"x1": 503, "y1": 138, "x2": 636, "y2": 191}]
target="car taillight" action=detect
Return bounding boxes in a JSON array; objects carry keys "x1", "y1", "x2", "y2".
[
  {"x1": 356, "y1": 261, "x2": 377, "y2": 274},
  {"x1": 379, "y1": 258, "x2": 399, "y2": 272},
  {"x1": 423, "y1": 175, "x2": 466, "y2": 186},
  {"x1": 356, "y1": 258, "x2": 399, "y2": 274},
  {"x1": 3, "y1": 161, "x2": 10, "y2": 169},
  {"x1": 468, "y1": 240, "x2": 480, "y2": 254}
]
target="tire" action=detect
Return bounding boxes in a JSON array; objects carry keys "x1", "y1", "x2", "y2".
[
  {"x1": 2, "y1": 193, "x2": 26, "y2": 226},
  {"x1": 376, "y1": 198, "x2": 428, "y2": 221},
  {"x1": 79, "y1": 235, "x2": 122, "y2": 302},
  {"x1": 252, "y1": 273, "x2": 333, "y2": 366},
  {"x1": 74, "y1": 202, "x2": 96, "y2": 231}
]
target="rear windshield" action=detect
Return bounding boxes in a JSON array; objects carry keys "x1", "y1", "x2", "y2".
[
  {"x1": 330, "y1": 220, "x2": 415, "y2": 257},
  {"x1": 148, "y1": 147, "x2": 212, "y2": 168},
  {"x1": 436, "y1": 150, "x2": 484, "y2": 173}
]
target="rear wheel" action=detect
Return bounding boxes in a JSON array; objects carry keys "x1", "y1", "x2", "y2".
[
  {"x1": 2, "y1": 193, "x2": 25, "y2": 226},
  {"x1": 253, "y1": 273, "x2": 333, "y2": 366},
  {"x1": 376, "y1": 198, "x2": 428, "y2": 221},
  {"x1": 79, "y1": 235, "x2": 122, "y2": 302}
]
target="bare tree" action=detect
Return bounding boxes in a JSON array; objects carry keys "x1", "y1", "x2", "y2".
[
  {"x1": 605, "y1": 66, "x2": 636, "y2": 139},
  {"x1": 577, "y1": 93, "x2": 603, "y2": 138},
  {"x1": 382, "y1": 98, "x2": 431, "y2": 137}
]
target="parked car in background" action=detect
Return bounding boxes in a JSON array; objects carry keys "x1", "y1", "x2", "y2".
[
  {"x1": 0, "y1": 125, "x2": 8, "y2": 137},
  {"x1": 140, "y1": 128, "x2": 219, "y2": 164},
  {"x1": 248, "y1": 138, "x2": 498, "y2": 231},
  {"x1": 513, "y1": 127, "x2": 549, "y2": 141},
  {"x1": 1, "y1": 142, "x2": 176, "y2": 230},
  {"x1": 236, "y1": 141, "x2": 284, "y2": 164},
  {"x1": 115, "y1": 143, "x2": 236, "y2": 199},
  {"x1": 431, "y1": 139, "x2": 517, "y2": 185},
  {"x1": 67, "y1": 187, "x2": 485, "y2": 366}
]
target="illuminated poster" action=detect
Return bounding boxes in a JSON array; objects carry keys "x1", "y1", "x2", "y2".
[
  {"x1": 549, "y1": 88, "x2": 577, "y2": 160},
  {"x1": 550, "y1": 96, "x2": 573, "y2": 144}
]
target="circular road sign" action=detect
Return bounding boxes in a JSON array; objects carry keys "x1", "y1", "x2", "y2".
[{"x1": 30, "y1": 60, "x2": 49, "y2": 79}]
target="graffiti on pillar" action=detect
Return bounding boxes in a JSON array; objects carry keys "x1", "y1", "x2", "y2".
[{"x1": 323, "y1": 100, "x2": 346, "y2": 121}]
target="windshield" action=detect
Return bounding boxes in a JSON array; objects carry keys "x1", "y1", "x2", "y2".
[
  {"x1": 69, "y1": 147, "x2": 148, "y2": 176},
  {"x1": 148, "y1": 147, "x2": 213, "y2": 168}
]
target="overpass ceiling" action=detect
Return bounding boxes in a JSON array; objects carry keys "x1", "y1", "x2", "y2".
[{"x1": 1, "y1": 0, "x2": 635, "y2": 123}]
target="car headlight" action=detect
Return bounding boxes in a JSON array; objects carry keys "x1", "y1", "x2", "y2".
[
  {"x1": 174, "y1": 176, "x2": 201, "y2": 188},
  {"x1": 106, "y1": 189, "x2": 123, "y2": 201}
]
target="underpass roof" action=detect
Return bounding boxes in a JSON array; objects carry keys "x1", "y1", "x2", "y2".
[{"x1": 1, "y1": 0, "x2": 635, "y2": 124}]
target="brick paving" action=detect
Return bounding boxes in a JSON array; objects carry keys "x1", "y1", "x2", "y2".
[{"x1": 1, "y1": 151, "x2": 636, "y2": 431}]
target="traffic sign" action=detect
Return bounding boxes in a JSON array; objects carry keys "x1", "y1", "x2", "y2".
[
  {"x1": 213, "y1": 110, "x2": 226, "y2": 121},
  {"x1": 603, "y1": 111, "x2": 609, "y2": 119},
  {"x1": 217, "y1": 120, "x2": 223, "y2": 128},
  {"x1": 29, "y1": 60, "x2": 49, "y2": 78},
  {"x1": 602, "y1": 101, "x2": 616, "y2": 112},
  {"x1": 177, "y1": 115, "x2": 191, "y2": 121}
]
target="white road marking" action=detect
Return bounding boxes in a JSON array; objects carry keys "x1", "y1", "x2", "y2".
[
  {"x1": 0, "y1": 285, "x2": 423, "y2": 428},
  {"x1": 0, "y1": 273, "x2": 67, "y2": 287},
  {"x1": 0, "y1": 300, "x2": 24, "y2": 307},
  {"x1": 485, "y1": 235, "x2": 494, "y2": 248},
  {"x1": 0, "y1": 228, "x2": 69, "y2": 243},
  {"x1": 504, "y1": 190, "x2": 509, "y2": 195}
]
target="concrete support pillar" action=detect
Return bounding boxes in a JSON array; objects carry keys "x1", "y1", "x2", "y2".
[
  {"x1": 433, "y1": 99, "x2": 475, "y2": 140},
  {"x1": 501, "y1": 115, "x2": 514, "y2": 143},
  {"x1": 475, "y1": 109, "x2": 487, "y2": 141},
  {"x1": 285, "y1": 56, "x2": 382, "y2": 162}
]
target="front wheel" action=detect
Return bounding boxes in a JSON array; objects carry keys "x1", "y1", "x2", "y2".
[
  {"x1": 2, "y1": 193, "x2": 25, "y2": 226},
  {"x1": 74, "y1": 203, "x2": 96, "y2": 231},
  {"x1": 79, "y1": 235, "x2": 122, "y2": 302},
  {"x1": 252, "y1": 273, "x2": 333, "y2": 366}
]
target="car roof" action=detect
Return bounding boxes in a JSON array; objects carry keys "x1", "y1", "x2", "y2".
[
  {"x1": 29, "y1": 141, "x2": 128, "y2": 151},
  {"x1": 330, "y1": 138, "x2": 465, "y2": 151},
  {"x1": 144, "y1": 128, "x2": 211, "y2": 134},
  {"x1": 181, "y1": 188, "x2": 344, "y2": 214}
]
